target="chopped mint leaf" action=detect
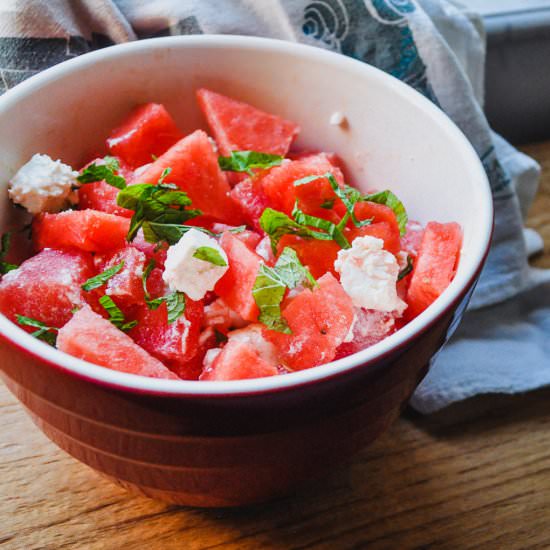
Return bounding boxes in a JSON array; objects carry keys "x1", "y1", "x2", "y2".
[
  {"x1": 117, "y1": 183, "x2": 201, "y2": 242},
  {"x1": 0, "y1": 232, "x2": 18, "y2": 275},
  {"x1": 15, "y1": 314, "x2": 58, "y2": 346},
  {"x1": 218, "y1": 151, "x2": 283, "y2": 176},
  {"x1": 157, "y1": 167, "x2": 172, "y2": 185},
  {"x1": 98, "y1": 295, "x2": 137, "y2": 331},
  {"x1": 141, "y1": 259, "x2": 186, "y2": 324},
  {"x1": 259, "y1": 208, "x2": 333, "y2": 254},
  {"x1": 398, "y1": 255, "x2": 414, "y2": 281},
  {"x1": 362, "y1": 190, "x2": 408, "y2": 236},
  {"x1": 252, "y1": 247, "x2": 316, "y2": 334},
  {"x1": 77, "y1": 156, "x2": 126, "y2": 189},
  {"x1": 193, "y1": 246, "x2": 227, "y2": 267},
  {"x1": 81, "y1": 261, "x2": 124, "y2": 291},
  {"x1": 292, "y1": 203, "x2": 351, "y2": 250},
  {"x1": 320, "y1": 198, "x2": 336, "y2": 209},
  {"x1": 252, "y1": 263, "x2": 291, "y2": 334}
]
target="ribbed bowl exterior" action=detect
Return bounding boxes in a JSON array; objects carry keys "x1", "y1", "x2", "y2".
[{"x1": 0, "y1": 298, "x2": 461, "y2": 507}]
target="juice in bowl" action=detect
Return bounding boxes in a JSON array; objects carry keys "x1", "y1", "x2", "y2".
[{"x1": 0, "y1": 36, "x2": 492, "y2": 506}]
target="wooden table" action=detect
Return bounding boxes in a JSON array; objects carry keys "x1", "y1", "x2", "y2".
[{"x1": 1, "y1": 142, "x2": 549, "y2": 550}]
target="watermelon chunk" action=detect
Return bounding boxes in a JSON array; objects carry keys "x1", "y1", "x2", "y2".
[
  {"x1": 106, "y1": 103, "x2": 184, "y2": 168},
  {"x1": 215, "y1": 232, "x2": 262, "y2": 322},
  {"x1": 400, "y1": 220, "x2": 425, "y2": 258},
  {"x1": 196, "y1": 88, "x2": 299, "y2": 156},
  {"x1": 264, "y1": 273, "x2": 354, "y2": 370},
  {"x1": 349, "y1": 221, "x2": 401, "y2": 256},
  {"x1": 129, "y1": 298, "x2": 204, "y2": 380},
  {"x1": 135, "y1": 130, "x2": 243, "y2": 224},
  {"x1": 78, "y1": 158, "x2": 133, "y2": 217},
  {"x1": 34, "y1": 209, "x2": 130, "y2": 253},
  {"x1": 94, "y1": 247, "x2": 147, "y2": 309},
  {"x1": 199, "y1": 339, "x2": 278, "y2": 381},
  {"x1": 210, "y1": 224, "x2": 262, "y2": 250},
  {"x1": 230, "y1": 177, "x2": 270, "y2": 232},
  {"x1": 0, "y1": 249, "x2": 94, "y2": 330},
  {"x1": 406, "y1": 222, "x2": 462, "y2": 319},
  {"x1": 335, "y1": 309, "x2": 396, "y2": 359},
  {"x1": 57, "y1": 306, "x2": 178, "y2": 379},
  {"x1": 260, "y1": 155, "x2": 345, "y2": 216}
]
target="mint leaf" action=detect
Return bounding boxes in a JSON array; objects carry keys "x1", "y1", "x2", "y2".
[
  {"x1": 77, "y1": 156, "x2": 126, "y2": 189},
  {"x1": 98, "y1": 295, "x2": 137, "y2": 331},
  {"x1": 157, "y1": 167, "x2": 172, "y2": 185},
  {"x1": 253, "y1": 264, "x2": 291, "y2": 334},
  {"x1": 142, "y1": 259, "x2": 186, "y2": 324},
  {"x1": 362, "y1": 190, "x2": 408, "y2": 236},
  {"x1": 320, "y1": 198, "x2": 335, "y2": 209},
  {"x1": 259, "y1": 208, "x2": 333, "y2": 254},
  {"x1": 398, "y1": 255, "x2": 414, "y2": 281},
  {"x1": 81, "y1": 261, "x2": 124, "y2": 291},
  {"x1": 0, "y1": 232, "x2": 18, "y2": 275},
  {"x1": 252, "y1": 247, "x2": 316, "y2": 334},
  {"x1": 193, "y1": 246, "x2": 227, "y2": 267},
  {"x1": 218, "y1": 151, "x2": 283, "y2": 176},
  {"x1": 117, "y1": 182, "x2": 201, "y2": 242},
  {"x1": 15, "y1": 314, "x2": 58, "y2": 346},
  {"x1": 292, "y1": 203, "x2": 351, "y2": 250}
]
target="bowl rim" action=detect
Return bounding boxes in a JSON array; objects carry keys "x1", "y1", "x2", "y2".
[{"x1": 0, "y1": 34, "x2": 494, "y2": 398}]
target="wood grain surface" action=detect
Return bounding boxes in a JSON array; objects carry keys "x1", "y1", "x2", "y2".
[{"x1": 1, "y1": 141, "x2": 549, "y2": 550}]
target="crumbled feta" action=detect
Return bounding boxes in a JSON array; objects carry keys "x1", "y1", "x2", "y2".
[
  {"x1": 8, "y1": 153, "x2": 79, "y2": 214},
  {"x1": 334, "y1": 236, "x2": 407, "y2": 315},
  {"x1": 162, "y1": 228, "x2": 229, "y2": 300},
  {"x1": 203, "y1": 347, "x2": 222, "y2": 369},
  {"x1": 228, "y1": 324, "x2": 278, "y2": 365},
  {"x1": 329, "y1": 111, "x2": 347, "y2": 127}
]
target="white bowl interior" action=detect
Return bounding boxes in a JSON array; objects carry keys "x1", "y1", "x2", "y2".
[{"x1": 0, "y1": 36, "x2": 492, "y2": 395}]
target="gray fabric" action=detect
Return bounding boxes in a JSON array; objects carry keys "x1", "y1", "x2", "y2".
[{"x1": 0, "y1": 0, "x2": 548, "y2": 413}]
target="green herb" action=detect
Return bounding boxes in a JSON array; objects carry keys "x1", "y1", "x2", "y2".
[
  {"x1": 116, "y1": 182, "x2": 201, "y2": 242},
  {"x1": 81, "y1": 261, "x2": 124, "y2": 291},
  {"x1": 15, "y1": 314, "x2": 58, "y2": 346},
  {"x1": 98, "y1": 295, "x2": 137, "y2": 331},
  {"x1": 141, "y1": 259, "x2": 186, "y2": 324},
  {"x1": 293, "y1": 171, "x2": 407, "y2": 234},
  {"x1": 259, "y1": 208, "x2": 333, "y2": 254},
  {"x1": 218, "y1": 151, "x2": 283, "y2": 176},
  {"x1": 362, "y1": 190, "x2": 408, "y2": 236},
  {"x1": 77, "y1": 156, "x2": 126, "y2": 189},
  {"x1": 320, "y1": 198, "x2": 336, "y2": 209},
  {"x1": 292, "y1": 202, "x2": 351, "y2": 250},
  {"x1": 398, "y1": 255, "x2": 414, "y2": 281},
  {"x1": 252, "y1": 247, "x2": 316, "y2": 333},
  {"x1": 157, "y1": 167, "x2": 172, "y2": 185},
  {"x1": 0, "y1": 232, "x2": 18, "y2": 275},
  {"x1": 193, "y1": 246, "x2": 227, "y2": 267}
]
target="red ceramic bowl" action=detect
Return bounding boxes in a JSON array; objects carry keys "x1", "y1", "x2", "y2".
[{"x1": 0, "y1": 36, "x2": 492, "y2": 507}]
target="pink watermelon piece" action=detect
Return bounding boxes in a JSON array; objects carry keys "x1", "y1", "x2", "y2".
[
  {"x1": 215, "y1": 232, "x2": 262, "y2": 322},
  {"x1": 211, "y1": 223, "x2": 262, "y2": 250},
  {"x1": 406, "y1": 222, "x2": 462, "y2": 319},
  {"x1": 335, "y1": 309, "x2": 396, "y2": 360},
  {"x1": 0, "y1": 249, "x2": 94, "y2": 330},
  {"x1": 106, "y1": 103, "x2": 184, "y2": 168},
  {"x1": 260, "y1": 154, "x2": 345, "y2": 216},
  {"x1": 135, "y1": 130, "x2": 243, "y2": 224},
  {"x1": 196, "y1": 88, "x2": 299, "y2": 156},
  {"x1": 199, "y1": 339, "x2": 278, "y2": 381},
  {"x1": 129, "y1": 298, "x2": 204, "y2": 380},
  {"x1": 400, "y1": 220, "x2": 425, "y2": 258},
  {"x1": 264, "y1": 273, "x2": 354, "y2": 370},
  {"x1": 57, "y1": 306, "x2": 178, "y2": 379},
  {"x1": 34, "y1": 209, "x2": 130, "y2": 253},
  {"x1": 94, "y1": 246, "x2": 147, "y2": 309},
  {"x1": 78, "y1": 157, "x2": 134, "y2": 217},
  {"x1": 230, "y1": 177, "x2": 270, "y2": 233}
]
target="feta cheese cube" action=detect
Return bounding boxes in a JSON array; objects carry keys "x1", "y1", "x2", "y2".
[
  {"x1": 334, "y1": 235, "x2": 407, "y2": 315},
  {"x1": 162, "y1": 228, "x2": 229, "y2": 300},
  {"x1": 8, "y1": 153, "x2": 79, "y2": 214}
]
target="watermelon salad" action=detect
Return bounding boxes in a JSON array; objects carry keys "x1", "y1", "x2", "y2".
[{"x1": 0, "y1": 89, "x2": 462, "y2": 382}]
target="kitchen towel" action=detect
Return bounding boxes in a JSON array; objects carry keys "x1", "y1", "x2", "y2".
[{"x1": 1, "y1": 0, "x2": 549, "y2": 413}]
